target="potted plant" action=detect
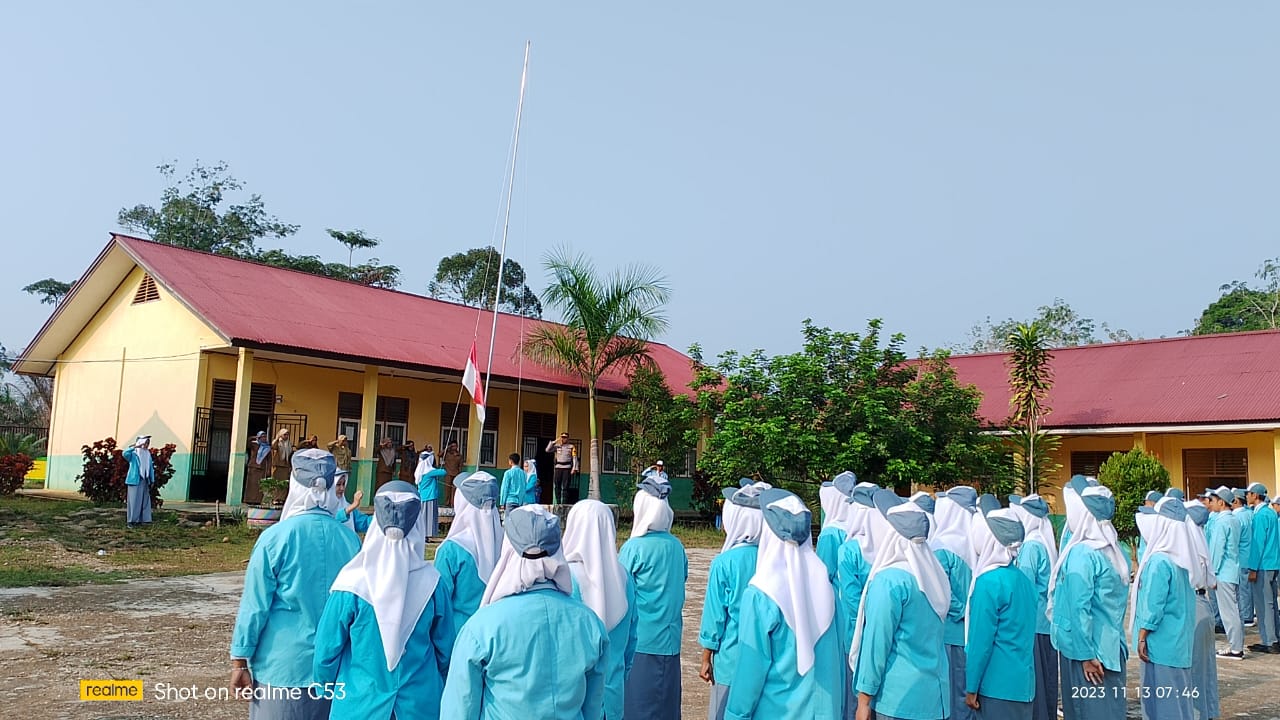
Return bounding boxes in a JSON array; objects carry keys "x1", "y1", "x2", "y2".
[{"x1": 247, "y1": 473, "x2": 289, "y2": 528}]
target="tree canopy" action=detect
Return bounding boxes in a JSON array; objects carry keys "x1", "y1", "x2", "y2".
[
  {"x1": 960, "y1": 298, "x2": 1133, "y2": 353},
  {"x1": 22, "y1": 279, "x2": 73, "y2": 306},
  {"x1": 429, "y1": 247, "x2": 542, "y2": 318},
  {"x1": 1192, "y1": 258, "x2": 1280, "y2": 335}
]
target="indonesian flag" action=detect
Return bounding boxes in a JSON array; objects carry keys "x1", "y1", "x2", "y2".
[{"x1": 462, "y1": 342, "x2": 486, "y2": 424}]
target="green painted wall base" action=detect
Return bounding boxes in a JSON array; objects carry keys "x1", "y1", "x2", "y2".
[{"x1": 45, "y1": 453, "x2": 193, "y2": 502}]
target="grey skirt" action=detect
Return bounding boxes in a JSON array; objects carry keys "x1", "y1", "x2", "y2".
[{"x1": 624, "y1": 652, "x2": 680, "y2": 720}]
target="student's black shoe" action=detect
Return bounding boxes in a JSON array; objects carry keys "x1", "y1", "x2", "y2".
[
  {"x1": 1216, "y1": 650, "x2": 1245, "y2": 660},
  {"x1": 1248, "y1": 643, "x2": 1271, "y2": 652}
]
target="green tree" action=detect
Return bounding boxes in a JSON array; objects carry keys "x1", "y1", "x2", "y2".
[
  {"x1": 962, "y1": 298, "x2": 1133, "y2": 353},
  {"x1": 1192, "y1": 258, "x2": 1280, "y2": 335},
  {"x1": 328, "y1": 228, "x2": 379, "y2": 268},
  {"x1": 1005, "y1": 323, "x2": 1060, "y2": 494},
  {"x1": 1097, "y1": 449, "x2": 1169, "y2": 540},
  {"x1": 22, "y1": 279, "x2": 73, "y2": 305},
  {"x1": 610, "y1": 365, "x2": 698, "y2": 501},
  {"x1": 118, "y1": 161, "x2": 299, "y2": 255},
  {"x1": 0, "y1": 345, "x2": 52, "y2": 427},
  {"x1": 429, "y1": 247, "x2": 543, "y2": 318},
  {"x1": 521, "y1": 249, "x2": 670, "y2": 500}
]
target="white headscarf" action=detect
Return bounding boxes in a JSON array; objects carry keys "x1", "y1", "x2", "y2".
[
  {"x1": 445, "y1": 472, "x2": 503, "y2": 582},
  {"x1": 721, "y1": 496, "x2": 766, "y2": 552},
  {"x1": 630, "y1": 487, "x2": 674, "y2": 539},
  {"x1": 819, "y1": 483, "x2": 843, "y2": 530},
  {"x1": 931, "y1": 494, "x2": 976, "y2": 567},
  {"x1": 481, "y1": 505, "x2": 574, "y2": 606},
  {"x1": 1049, "y1": 483, "x2": 1129, "y2": 604},
  {"x1": 414, "y1": 451, "x2": 435, "y2": 480},
  {"x1": 279, "y1": 458, "x2": 341, "y2": 520},
  {"x1": 845, "y1": 491, "x2": 881, "y2": 565},
  {"x1": 850, "y1": 500, "x2": 951, "y2": 670},
  {"x1": 1181, "y1": 501, "x2": 1215, "y2": 592},
  {"x1": 969, "y1": 509, "x2": 1020, "y2": 594},
  {"x1": 330, "y1": 488, "x2": 440, "y2": 671},
  {"x1": 562, "y1": 500, "x2": 630, "y2": 630},
  {"x1": 749, "y1": 493, "x2": 834, "y2": 676},
  {"x1": 134, "y1": 436, "x2": 154, "y2": 481},
  {"x1": 1008, "y1": 494, "x2": 1058, "y2": 565},
  {"x1": 1128, "y1": 498, "x2": 1202, "y2": 634}
]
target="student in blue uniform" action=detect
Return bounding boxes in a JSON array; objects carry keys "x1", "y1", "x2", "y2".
[
  {"x1": 851, "y1": 489, "x2": 952, "y2": 720},
  {"x1": 415, "y1": 452, "x2": 445, "y2": 540},
  {"x1": 441, "y1": 505, "x2": 609, "y2": 719},
  {"x1": 334, "y1": 470, "x2": 371, "y2": 533},
  {"x1": 1136, "y1": 490, "x2": 1162, "y2": 563},
  {"x1": 563, "y1": 499, "x2": 639, "y2": 720},
  {"x1": 499, "y1": 453, "x2": 527, "y2": 516},
  {"x1": 1207, "y1": 486, "x2": 1244, "y2": 659},
  {"x1": 1233, "y1": 488, "x2": 1255, "y2": 627},
  {"x1": 932, "y1": 485, "x2": 978, "y2": 720},
  {"x1": 1007, "y1": 494, "x2": 1057, "y2": 720},
  {"x1": 725, "y1": 488, "x2": 841, "y2": 719},
  {"x1": 1049, "y1": 476, "x2": 1129, "y2": 720},
  {"x1": 1182, "y1": 500, "x2": 1220, "y2": 720},
  {"x1": 816, "y1": 472, "x2": 859, "y2": 580},
  {"x1": 314, "y1": 481, "x2": 454, "y2": 719},
  {"x1": 1245, "y1": 482, "x2": 1280, "y2": 653},
  {"x1": 230, "y1": 448, "x2": 360, "y2": 720},
  {"x1": 835, "y1": 481, "x2": 879, "y2": 720},
  {"x1": 434, "y1": 471, "x2": 502, "y2": 636},
  {"x1": 619, "y1": 470, "x2": 689, "y2": 720},
  {"x1": 966, "y1": 495, "x2": 1036, "y2": 720},
  {"x1": 1130, "y1": 497, "x2": 1197, "y2": 720},
  {"x1": 123, "y1": 435, "x2": 154, "y2": 527},
  {"x1": 524, "y1": 458, "x2": 540, "y2": 504},
  {"x1": 700, "y1": 480, "x2": 768, "y2": 720}
]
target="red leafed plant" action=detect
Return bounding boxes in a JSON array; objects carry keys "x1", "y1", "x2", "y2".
[
  {"x1": 78, "y1": 437, "x2": 176, "y2": 507},
  {"x1": 0, "y1": 453, "x2": 34, "y2": 496}
]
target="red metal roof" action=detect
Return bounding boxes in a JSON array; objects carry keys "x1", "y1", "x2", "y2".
[
  {"x1": 948, "y1": 330, "x2": 1280, "y2": 428},
  {"x1": 115, "y1": 234, "x2": 697, "y2": 396}
]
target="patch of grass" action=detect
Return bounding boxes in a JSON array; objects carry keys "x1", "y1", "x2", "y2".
[
  {"x1": 613, "y1": 521, "x2": 724, "y2": 549},
  {"x1": 0, "y1": 545, "x2": 131, "y2": 587}
]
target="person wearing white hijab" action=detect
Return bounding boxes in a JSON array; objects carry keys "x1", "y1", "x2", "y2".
[
  {"x1": 725, "y1": 488, "x2": 841, "y2": 719},
  {"x1": 1181, "y1": 501, "x2": 1220, "y2": 720},
  {"x1": 931, "y1": 486, "x2": 978, "y2": 720},
  {"x1": 1129, "y1": 497, "x2": 1196, "y2": 720},
  {"x1": 230, "y1": 448, "x2": 361, "y2": 720},
  {"x1": 700, "y1": 480, "x2": 768, "y2": 720},
  {"x1": 964, "y1": 495, "x2": 1036, "y2": 720},
  {"x1": 415, "y1": 451, "x2": 445, "y2": 540},
  {"x1": 123, "y1": 435, "x2": 154, "y2": 527},
  {"x1": 1049, "y1": 476, "x2": 1128, "y2": 720},
  {"x1": 333, "y1": 469, "x2": 371, "y2": 533},
  {"x1": 851, "y1": 489, "x2": 951, "y2": 720},
  {"x1": 434, "y1": 471, "x2": 502, "y2": 636},
  {"x1": 564, "y1": 499, "x2": 638, "y2": 720},
  {"x1": 1007, "y1": 494, "x2": 1057, "y2": 720},
  {"x1": 817, "y1": 472, "x2": 860, "y2": 580},
  {"x1": 314, "y1": 481, "x2": 454, "y2": 720},
  {"x1": 835, "y1": 481, "x2": 879, "y2": 720},
  {"x1": 441, "y1": 505, "x2": 608, "y2": 719},
  {"x1": 619, "y1": 471, "x2": 688, "y2": 720}
]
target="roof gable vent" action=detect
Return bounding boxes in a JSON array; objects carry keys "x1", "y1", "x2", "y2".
[{"x1": 132, "y1": 274, "x2": 160, "y2": 304}]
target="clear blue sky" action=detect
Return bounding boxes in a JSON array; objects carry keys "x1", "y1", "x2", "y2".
[{"x1": 3, "y1": 2, "x2": 1277, "y2": 362}]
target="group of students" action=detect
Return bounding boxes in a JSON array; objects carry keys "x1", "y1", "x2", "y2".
[{"x1": 228, "y1": 447, "x2": 689, "y2": 720}]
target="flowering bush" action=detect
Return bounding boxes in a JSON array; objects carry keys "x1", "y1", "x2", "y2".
[
  {"x1": 78, "y1": 437, "x2": 176, "y2": 507},
  {"x1": 0, "y1": 453, "x2": 34, "y2": 495}
]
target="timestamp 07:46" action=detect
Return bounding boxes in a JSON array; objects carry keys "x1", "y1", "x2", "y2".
[{"x1": 1070, "y1": 685, "x2": 1200, "y2": 700}]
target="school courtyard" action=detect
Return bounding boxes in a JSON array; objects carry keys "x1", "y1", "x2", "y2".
[{"x1": 2, "y1": 548, "x2": 1278, "y2": 720}]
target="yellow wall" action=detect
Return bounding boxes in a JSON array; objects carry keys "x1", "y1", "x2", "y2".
[{"x1": 47, "y1": 267, "x2": 223, "y2": 497}]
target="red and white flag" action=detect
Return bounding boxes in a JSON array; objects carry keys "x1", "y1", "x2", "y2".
[{"x1": 462, "y1": 342, "x2": 486, "y2": 424}]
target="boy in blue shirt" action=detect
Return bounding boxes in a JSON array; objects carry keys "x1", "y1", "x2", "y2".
[{"x1": 499, "y1": 453, "x2": 527, "y2": 516}]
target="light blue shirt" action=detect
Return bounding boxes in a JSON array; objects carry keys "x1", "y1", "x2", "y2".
[
  {"x1": 434, "y1": 539, "x2": 488, "y2": 636},
  {"x1": 724, "y1": 586, "x2": 843, "y2": 720},
  {"x1": 1014, "y1": 539, "x2": 1053, "y2": 635},
  {"x1": 572, "y1": 574, "x2": 639, "y2": 720},
  {"x1": 525, "y1": 472, "x2": 540, "y2": 504},
  {"x1": 815, "y1": 525, "x2": 846, "y2": 583},
  {"x1": 1248, "y1": 503, "x2": 1280, "y2": 572},
  {"x1": 934, "y1": 548, "x2": 972, "y2": 647},
  {"x1": 853, "y1": 567, "x2": 950, "y2": 720},
  {"x1": 1206, "y1": 510, "x2": 1241, "y2": 585},
  {"x1": 230, "y1": 510, "x2": 361, "y2": 687},
  {"x1": 313, "y1": 589, "x2": 454, "y2": 720},
  {"x1": 1133, "y1": 553, "x2": 1194, "y2": 669},
  {"x1": 499, "y1": 467, "x2": 526, "y2": 507},
  {"x1": 836, "y1": 537, "x2": 871, "y2": 658},
  {"x1": 698, "y1": 544, "x2": 759, "y2": 685},
  {"x1": 440, "y1": 584, "x2": 608, "y2": 720},
  {"x1": 1050, "y1": 543, "x2": 1128, "y2": 673},
  {"x1": 618, "y1": 530, "x2": 688, "y2": 656},
  {"x1": 335, "y1": 507, "x2": 371, "y2": 533},
  {"x1": 1235, "y1": 505, "x2": 1253, "y2": 571},
  {"x1": 965, "y1": 564, "x2": 1036, "y2": 702},
  {"x1": 122, "y1": 446, "x2": 151, "y2": 485}
]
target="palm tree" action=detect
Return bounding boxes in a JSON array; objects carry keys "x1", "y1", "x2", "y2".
[
  {"x1": 1005, "y1": 322, "x2": 1057, "y2": 493},
  {"x1": 522, "y1": 249, "x2": 671, "y2": 500}
]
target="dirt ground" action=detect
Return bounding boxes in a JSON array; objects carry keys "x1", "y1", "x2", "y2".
[{"x1": 3, "y1": 547, "x2": 1280, "y2": 719}]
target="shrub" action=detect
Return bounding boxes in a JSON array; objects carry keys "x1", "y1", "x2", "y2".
[
  {"x1": 0, "y1": 453, "x2": 34, "y2": 495},
  {"x1": 1098, "y1": 448, "x2": 1170, "y2": 541},
  {"x1": 78, "y1": 437, "x2": 177, "y2": 507}
]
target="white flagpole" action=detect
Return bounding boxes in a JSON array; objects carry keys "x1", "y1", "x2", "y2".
[{"x1": 484, "y1": 40, "x2": 530, "y2": 404}]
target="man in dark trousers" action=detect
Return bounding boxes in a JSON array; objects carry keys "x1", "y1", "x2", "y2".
[{"x1": 545, "y1": 432, "x2": 578, "y2": 505}]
